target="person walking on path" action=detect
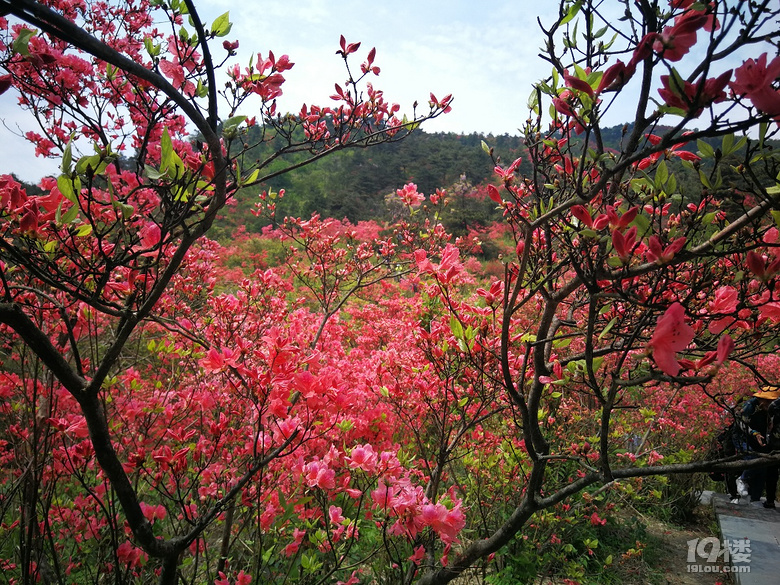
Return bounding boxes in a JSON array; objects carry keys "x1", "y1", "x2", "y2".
[{"x1": 738, "y1": 387, "x2": 780, "y2": 507}]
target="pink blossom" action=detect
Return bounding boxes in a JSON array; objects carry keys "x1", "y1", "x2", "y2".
[
  {"x1": 117, "y1": 541, "x2": 147, "y2": 568},
  {"x1": 396, "y1": 183, "x2": 424, "y2": 207},
  {"x1": 648, "y1": 302, "x2": 694, "y2": 376},
  {"x1": 420, "y1": 502, "x2": 465, "y2": 544},
  {"x1": 652, "y1": 9, "x2": 718, "y2": 62},
  {"x1": 408, "y1": 545, "x2": 426, "y2": 564},
  {"x1": 647, "y1": 450, "x2": 664, "y2": 464},
  {"x1": 709, "y1": 286, "x2": 738, "y2": 314},
  {"x1": 571, "y1": 205, "x2": 594, "y2": 227},
  {"x1": 746, "y1": 250, "x2": 780, "y2": 281},
  {"x1": 476, "y1": 281, "x2": 503, "y2": 306},
  {"x1": 564, "y1": 72, "x2": 594, "y2": 97},
  {"x1": 416, "y1": 244, "x2": 464, "y2": 284},
  {"x1": 658, "y1": 70, "x2": 731, "y2": 116},
  {"x1": 645, "y1": 235, "x2": 686, "y2": 264},
  {"x1": 429, "y1": 92, "x2": 453, "y2": 114},
  {"x1": 329, "y1": 505, "x2": 345, "y2": 526},
  {"x1": 304, "y1": 460, "x2": 336, "y2": 490},
  {"x1": 337, "y1": 572, "x2": 361, "y2": 585},
  {"x1": 589, "y1": 512, "x2": 607, "y2": 526},
  {"x1": 158, "y1": 56, "x2": 196, "y2": 97},
  {"x1": 760, "y1": 302, "x2": 780, "y2": 323},
  {"x1": 487, "y1": 184, "x2": 502, "y2": 204},
  {"x1": 0, "y1": 74, "x2": 11, "y2": 96},
  {"x1": 596, "y1": 60, "x2": 637, "y2": 94},
  {"x1": 139, "y1": 222, "x2": 161, "y2": 248},
  {"x1": 345, "y1": 444, "x2": 378, "y2": 472},
  {"x1": 552, "y1": 97, "x2": 576, "y2": 117},
  {"x1": 716, "y1": 334, "x2": 735, "y2": 364},
  {"x1": 283, "y1": 528, "x2": 306, "y2": 557},
  {"x1": 612, "y1": 226, "x2": 638, "y2": 263},
  {"x1": 730, "y1": 53, "x2": 780, "y2": 118}
]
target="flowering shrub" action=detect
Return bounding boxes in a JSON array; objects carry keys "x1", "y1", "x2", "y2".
[{"x1": 1, "y1": 1, "x2": 780, "y2": 585}]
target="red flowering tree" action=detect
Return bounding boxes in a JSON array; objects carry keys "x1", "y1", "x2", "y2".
[
  {"x1": 0, "y1": 0, "x2": 451, "y2": 583},
  {"x1": 410, "y1": 0, "x2": 780, "y2": 583}
]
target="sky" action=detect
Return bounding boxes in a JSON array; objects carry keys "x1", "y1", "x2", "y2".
[
  {"x1": 0, "y1": 0, "x2": 757, "y2": 183},
  {"x1": 0, "y1": 0, "x2": 570, "y2": 182}
]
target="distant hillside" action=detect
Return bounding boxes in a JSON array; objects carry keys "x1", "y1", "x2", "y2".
[
  {"x1": 221, "y1": 122, "x2": 755, "y2": 235},
  {"x1": 219, "y1": 130, "x2": 529, "y2": 236}
]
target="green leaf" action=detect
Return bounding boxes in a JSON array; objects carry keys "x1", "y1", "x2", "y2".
[
  {"x1": 527, "y1": 88, "x2": 539, "y2": 113},
  {"x1": 721, "y1": 133, "x2": 734, "y2": 157},
  {"x1": 211, "y1": 12, "x2": 232, "y2": 37},
  {"x1": 144, "y1": 36, "x2": 161, "y2": 57},
  {"x1": 481, "y1": 140, "x2": 491, "y2": 155},
  {"x1": 601, "y1": 32, "x2": 618, "y2": 51},
  {"x1": 60, "y1": 203, "x2": 79, "y2": 225},
  {"x1": 701, "y1": 211, "x2": 717, "y2": 225},
  {"x1": 666, "y1": 173, "x2": 677, "y2": 195},
  {"x1": 658, "y1": 105, "x2": 687, "y2": 117},
  {"x1": 222, "y1": 115, "x2": 247, "y2": 135},
  {"x1": 667, "y1": 67, "x2": 686, "y2": 98},
  {"x1": 160, "y1": 127, "x2": 174, "y2": 171},
  {"x1": 450, "y1": 316, "x2": 464, "y2": 340},
  {"x1": 244, "y1": 168, "x2": 259, "y2": 184},
  {"x1": 61, "y1": 140, "x2": 73, "y2": 174},
  {"x1": 75, "y1": 224, "x2": 93, "y2": 237},
  {"x1": 654, "y1": 160, "x2": 669, "y2": 190},
  {"x1": 598, "y1": 316, "x2": 618, "y2": 340},
  {"x1": 633, "y1": 211, "x2": 651, "y2": 236},
  {"x1": 560, "y1": 0, "x2": 583, "y2": 26},
  {"x1": 57, "y1": 174, "x2": 77, "y2": 203},
  {"x1": 12, "y1": 28, "x2": 37, "y2": 57},
  {"x1": 144, "y1": 166, "x2": 167, "y2": 180},
  {"x1": 75, "y1": 154, "x2": 101, "y2": 175},
  {"x1": 195, "y1": 79, "x2": 208, "y2": 98},
  {"x1": 697, "y1": 139, "x2": 715, "y2": 159},
  {"x1": 158, "y1": 128, "x2": 185, "y2": 178},
  {"x1": 711, "y1": 166, "x2": 723, "y2": 189}
]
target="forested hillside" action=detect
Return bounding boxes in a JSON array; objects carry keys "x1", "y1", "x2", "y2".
[
  {"x1": 215, "y1": 130, "x2": 527, "y2": 237},
  {"x1": 218, "y1": 124, "x2": 774, "y2": 239}
]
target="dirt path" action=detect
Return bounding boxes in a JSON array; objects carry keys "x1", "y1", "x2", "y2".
[{"x1": 644, "y1": 506, "x2": 732, "y2": 585}]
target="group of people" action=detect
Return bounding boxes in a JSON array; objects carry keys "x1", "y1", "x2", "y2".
[{"x1": 724, "y1": 387, "x2": 780, "y2": 508}]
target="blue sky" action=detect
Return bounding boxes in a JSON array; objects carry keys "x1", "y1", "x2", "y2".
[{"x1": 200, "y1": 0, "x2": 562, "y2": 135}]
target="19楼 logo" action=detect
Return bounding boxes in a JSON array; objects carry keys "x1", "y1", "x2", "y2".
[{"x1": 686, "y1": 537, "x2": 751, "y2": 574}]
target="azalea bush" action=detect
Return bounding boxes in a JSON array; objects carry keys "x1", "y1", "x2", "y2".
[
  {"x1": 2, "y1": 0, "x2": 780, "y2": 584},
  {"x1": 0, "y1": 0, "x2": 451, "y2": 583},
  {"x1": 409, "y1": 0, "x2": 780, "y2": 583}
]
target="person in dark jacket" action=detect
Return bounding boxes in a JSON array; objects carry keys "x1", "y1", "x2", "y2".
[{"x1": 738, "y1": 387, "x2": 780, "y2": 507}]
